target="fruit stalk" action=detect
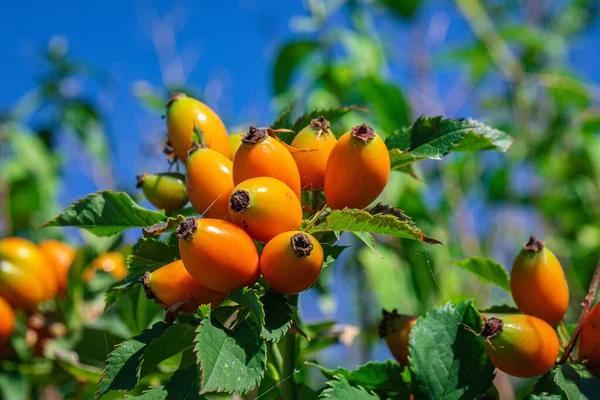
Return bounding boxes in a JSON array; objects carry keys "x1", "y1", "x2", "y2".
[
  {"x1": 280, "y1": 294, "x2": 299, "y2": 400},
  {"x1": 559, "y1": 259, "x2": 600, "y2": 363}
]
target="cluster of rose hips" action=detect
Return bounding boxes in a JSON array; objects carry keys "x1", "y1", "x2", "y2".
[
  {"x1": 0, "y1": 237, "x2": 126, "y2": 357},
  {"x1": 379, "y1": 236, "x2": 600, "y2": 378},
  {"x1": 138, "y1": 93, "x2": 391, "y2": 314}
]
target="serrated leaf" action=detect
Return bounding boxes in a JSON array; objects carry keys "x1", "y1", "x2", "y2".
[
  {"x1": 96, "y1": 322, "x2": 168, "y2": 398},
  {"x1": 309, "y1": 360, "x2": 408, "y2": 392},
  {"x1": 479, "y1": 304, "x2": 520, "y2": 314},
  {"x1": 228, "y1": 288, "x2": 265, "y2": 326},
  {"x1": 126, "y1": 386, "x2": 167, "y2": 399},
  {"x1": 42, "y1": 191, "x2": 166, "y2": 236},
  {"x1": 126, "y1": 235, "x2": 180, "y2": 277},
  {"x1": 273, "y1": 41, "x2": 319, "y2": 95},
  {"x1": 452, "y1": 257, "x2": 511, "y2": 292},
  {"x1": 271, "y1": 101, "x2": 296, "y2": 129},
  {"x1": 307, "y1": 207, "x2": 440, "y2": 244},
  {"x1": 352, "y1": 231, "x2": 383, "y2": 258},
  {"x1": 319, "y1": 375, "x2": 379, "y2": 399},
  {"x1": 194, "y1": 311, "x2": 267, "y2": 394},
  {"x1": 529, "y1": 364, "x2": 600, "y2": 400},
  {"x1": 291, "y1": 106, "x2": 366, "y2": 134},
  {"x1": 528, "y1": 395, "x2": 563, "y2": 400},
  {"x1": 260, "y1": 290, "x2": 292, "y2": 341},
  {"x1": 409, "y1": 301, "x2": 494, "y2": 400},
  {"x1": 138, "y1": 323, "x2": 196, "y2": 379},
  {"x1": 385, "y1": 116, "x2": 514, "y2": 170},
  {"x1": 128, "y1": 350, "x2": 206, "y2": 399}
]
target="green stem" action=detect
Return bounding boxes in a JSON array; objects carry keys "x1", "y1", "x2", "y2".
[
  {"x1": 267, "y1": 341, "x2": 283, "y2": 378},
  {"x1": 280, "y1": 294, "x2": 299, "y2": 400}
]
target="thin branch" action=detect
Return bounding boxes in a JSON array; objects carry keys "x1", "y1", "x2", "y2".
[{"x1": 559, "y1": 259, "x2": 600, "y2": 364}]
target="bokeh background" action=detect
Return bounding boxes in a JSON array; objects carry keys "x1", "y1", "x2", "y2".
[{"x1": 1, "y1": 0, "x2": 599, "y2": 397}]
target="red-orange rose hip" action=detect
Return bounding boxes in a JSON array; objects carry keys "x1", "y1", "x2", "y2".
[
  {"x1": 177, "y1": 217, "x2": 259, "y2": 292},
  {"x1": 378, "y1": 310, "x2": 417, "y2": 365},
  {"x1": 481, "y1": 314, "x2": 559, "y2": 378},
  {"x1": 228, "y1": 177, "x2": 303, "y2": 243},
  {"x1": 233, "y1": 127, "x2": 301, "y2": 198},
  {"x1": 324, "y1": 124, "x2": 390, "y2": 209},
  {"x1": 260, "y1": 231, "x2": 323, "y2": 294},
  {"x1": 578, "y1": 302, "x2": 600, "y2": 373}
]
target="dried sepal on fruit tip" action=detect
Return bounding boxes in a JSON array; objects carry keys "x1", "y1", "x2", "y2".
[
  {"x1": 480, "y1": 317, "x2": 504, "y2": 341},
  {"x1": 139, "y1": 271, "x2": 158, "y2": 301},
  {"x1": 229, "y1": 189, "x2": 250, "y2": 213},
  {"x1": 523, "y1": 235, "x2": 544, "y2": 253},
  {"x1": 187, "y1": 141, "x2": 205, "y2": 160},
  {"x1": 351, "y1": 124, "x2": 375, "y2": 143},
  {"x1": 242, "y1": 126, "x2": 268, "y2": 144},
  {"x1": 291, "y1": 232, "x2": 313, "y2": 257},
  {"x1": 310, "y1": 116, "x2": 331, "y2": 133},
  {"x1": 165, "y1": 92, "x2": 187, "y2": 108},
  {"x1": 135, "y1": 173, "x2": 148, "y2": 189},
  {"x1": 176, "y1": 217, "x2": 198, "y2": 241}
]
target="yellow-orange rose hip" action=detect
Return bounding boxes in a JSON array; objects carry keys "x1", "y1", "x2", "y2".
[
  {"x1": 166, "y1": 93, "x2": 230, "y2": 162},
  {"x1": 291, "y1": 116, "x2": 337, "y2": 191},
  {"x1": 141, "y1": 260, "x2": 228, "y2": 313},
  {"x1": 510, "y1": 236, "x2": 569, "y2": 325}
]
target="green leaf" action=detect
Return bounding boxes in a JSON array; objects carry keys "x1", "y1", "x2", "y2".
[
  {"x1": 0, "y1": 372, "x2": 30, "y2": 400},
  {"x1": 452, "y1": 257, "x2": 511, "y2": 292},
  {"x1": 319, "y1": 375, "x2": 379, "y2": 399},
  {"x1": 126, "y1": 386, "x2": 167, "y2": 399},
  {"x1": 291, "y1": 106, "x2": 366, "y2": 134},
  {"x1": 307, "y1": 206, "x2": 440, "y2": 244},
  {"x1": 273, "y1": 41, "x2": 319, "y2": 95},
  {"x1": 357, "y1": 78, "x2": 411, "y2": 135},
  {"x1": 194, "y1": 310, "x2": 267, "y2": 394},
  {"x1": 271, "y1": 101, "x2": 296, "y2": 129},
  {"x1": 260, "y1": 290, "x2": 293, "y2": 341},
  {"x1": 309, "y1": 360, "x2": 408, "y2": 392},
  {"x1": 96, "y1": 322, "x2": 168, "y2": 398},
  {"x1": 352, "y1": 232, "x2": 383, "y2": 258},
  {"x1": 409, "y1": 301, "x2": 494, "y2": 400},
  {"x1": 126, "y1": 235, "x2": 180, "y2": 277},
  {"x1": 128, "y1": 351, "x2": 206, "y2": 399},
  {"x1": 528, "y1": 395, "x2": 563, "y2": 400},
  {"x1": 42, "y1": 191, "x2": 166, "y2": 236},
  {"x1": 322, "y1": 243, "x2": 348, "y2": 268},
  {"x1": 529, "y1": 364, "x2": 600, "y2": 400},
  {"x1": 478, "y1": 304, "x2": 520, "y2": 314},
  {"x1": 138, "y1": 322, "x2": 196, "y2": 379},
  {"x1": 385, "y1": 116, "x2": 514, "y2": 170},
  {"x1": 228, "y1": 288, "x2": 265, "y2": 326}
]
